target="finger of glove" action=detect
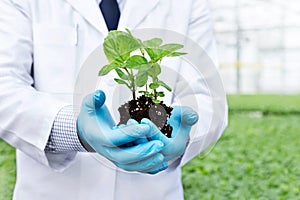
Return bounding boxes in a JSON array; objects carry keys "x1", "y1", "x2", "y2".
[
  {"x1": 139, "y1": 118, "x2": 184, "y2": 158},
  {"x1": 104, "y1": 124, "x2": 151, "y2": 146},
  {"x1": 168, "y1": 107, "x2": 197, "y2": 139},
  {"x1": 140, "y1": 118, "x2": 169, "y2": 145},
  {"x1": 182, "y1": 108, "x2": 198, "y2": 126},
  {"x1": 171, "y1": 106, "x2": 198, "y2": 127},
  {"x1": 141, "y1": 160, "x2": 168, "y2": 174},
  {"x1": 111, "y1": 118, "x2": 138, "y2": 129},
  {"x1": 133, "y1": 137, "x2": 148, "y2": 145},
  {"x1": 115, "y1": 120, "x2": 139, "y2": 147},
  {"x1": 164, "y1": 154, "x2": 182, "y2": 162},
  {"x1": 85, "y1": 118, "x2": 150, "y2": 147},
  {"x1": 102, "y1": 140, "x2": 164, "y2": 164},
  {"x1": 90, "y1": 104, "x2": 149, "y2": 147},
  {"x1": 161, "y1": 129, "x2": 189, "y2": 158},
  {"x1": 118, "y1": 124, "x2": 126, "y2": 128},
  {"x1": 78, "y1": 118, "x2": 149, "y2": 147},
  {"x1": 161, "y1": 145, "x2": 185, "y2": 161},
  {"x1": 147, "y1": 162, "x2": 169, "y2": 174},
  {"x1": 126, "y1": 119, "x2": 139, "y2": 125},
  {"x1": 80, "y1": 92, "x2": 147, "y2": 147},
  {"x1": 114, "y1": 153, "x2": 167, "y2": 173},
  {"x1": 127, "y1": 119, "x2": 149, "y2": 145},
  {"x1": 172, "y1": 106, "x2": 199, "y2": 126}
]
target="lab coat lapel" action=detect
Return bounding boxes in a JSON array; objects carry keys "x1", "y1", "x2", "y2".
[
  {"x1": 118, "y1": 0, "x2": 159, "y2": 30},
  {"x1": 63, "y1": 0, "x2": 108, "y2": 35}
]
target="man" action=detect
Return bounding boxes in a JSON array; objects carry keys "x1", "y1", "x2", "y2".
[{"x1": 0, "y1": 0, "x2": 227, "y2": 199}]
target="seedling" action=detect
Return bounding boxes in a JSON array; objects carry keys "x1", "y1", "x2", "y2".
[{"x1": 99, "y1": 29, "x2": 186, "y2": 137}]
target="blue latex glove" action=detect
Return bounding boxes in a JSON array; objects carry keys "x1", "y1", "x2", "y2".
[
  {"x1": 77, "y1": 90, "x2": 168, "y2": 174},
  {"x1": 141, "y1": 106, "x2": 199, "y2": 162}
]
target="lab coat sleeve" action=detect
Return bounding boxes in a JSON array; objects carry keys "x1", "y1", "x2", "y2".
[
  {"x1": 178, "y1": 0, "x2": 228, "y2": 167},
  {"x1": 0, "y1": 0, "x2": 75, "y2": 171}
]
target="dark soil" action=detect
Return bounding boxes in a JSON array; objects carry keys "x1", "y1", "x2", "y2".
[{"x1": 118, "y1": 95, "x2": 173, "y2": 137}]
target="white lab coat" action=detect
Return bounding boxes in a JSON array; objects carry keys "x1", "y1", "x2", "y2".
[{"x1": 0, "y1": 0, "x2": 227, "y2": 199}]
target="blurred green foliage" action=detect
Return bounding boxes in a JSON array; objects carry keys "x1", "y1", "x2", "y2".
[
  {"x1": 182, "y1": 114, "x2": 300, "y2": 199},
  {"x1": 0, "y1": 95, "x2": 300, "y2": 200},
  {"x1": 0, "y1": 140, "x2": 16, "y2": 200},
  {"x1": 228, "y1": 95, "x2": 300, "y2": 114}
]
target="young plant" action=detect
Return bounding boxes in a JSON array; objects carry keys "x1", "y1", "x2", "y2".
[
  {"x1": 98, "y1": 29, "x2": 187, "y2": 137},
  {"x1": 140, "y1": 37, "x2": 186, "y2": 103},
  {"x1": 98, "y1": 29, "x2": 186, "y2": 103},
  {"x1": 98, "y1": 30, "x2": 142, "y2": 100}
]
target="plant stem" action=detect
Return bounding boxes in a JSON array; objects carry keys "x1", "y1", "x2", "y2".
[
  {"x1": 151, "y1": 64, "x2": 158, "y2": 100},
  {"x1": 124, "y1": 67, "x2": 136, "y2": 100},
  {"x1": 132, "y1": 91, "x2": 136, "y2": 100},
  {"x1": 131, "y1": 69, "x2": 136, "y2": 100},
  {"x1": 153, "y1": 89, "x2": 157, "y2": 99}
]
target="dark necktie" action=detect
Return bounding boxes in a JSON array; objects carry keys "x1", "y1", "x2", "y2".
[{"x1": 100, "y1": 0, "x2": 120, "y2": 31}]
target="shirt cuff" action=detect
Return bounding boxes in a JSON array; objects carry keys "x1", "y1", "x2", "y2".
[{"x1": 45, "y1": 105, "x2": 87, "y2": 152}]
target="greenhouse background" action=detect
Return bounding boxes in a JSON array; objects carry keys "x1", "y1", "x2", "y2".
[
  {"x1": 210, "y1": 0, "x2": 300, "y2": 94},
  {"x1": 0, "y1": 1, "x2": 299, "y2": 199}
]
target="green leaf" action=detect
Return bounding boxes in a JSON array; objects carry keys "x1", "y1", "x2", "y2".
[
  {"x1": 167, "y1": 52, "x2": 187, "y2": 57},
  {"x1": 120, "y1": 52, "x2": 130, "y2": 62},
  {"x1": 161, "y1": 43, "x2": 184, "y2": 51},
  {"x1": 138, "y1": 90, "x2": 154, "y2": 97},
  {"x1": 115, "y1": 68, "x2": 128, "y2": 80},
  {"x1": 125, "y1": 28, "x2": 133, "y2": 36},
  {"x1": 103, "y1": 30, "x2": 141, "y2": 63},
  {"x1": 145, "y1": 43, "x2": 184, "y2": 62},
  {"x1": 157, "y1": 92, "x2": 165, "y2": 97},
  {"x1": 152, "y1": 99, "x2": 161, "y2": 104},
  {"x1": 126, "y1": 29, "x2": 144, "y2": 47},
  {"x1": 98, "y1": 62, "x2": 119, "y2": 76},
  {"x1": 138, "y1": 63, "x2": 152, "y2": 71},
  {"x1": 126, "y1": 55, "x2": 148, "y2": 69},
  {"x1": 157, "y1": 80, "x2": 172, "y2": 91},
  {"x1": 144, "y1": 48, "x2": 156, "y2": 60},
  {"x1": 139, "y1": 90, "x2": 148, "y2": 94},
  {"x1": 151, "y1": 63, "x2": 161, "y2": 77},
  {"x1": 157, "y1": 43, "x2": 184, "y2": 60},
  {"x1": 136, "y1": 72, "x2": 148, "y2": 87},
  {"x1": 143, "y1": 38, "x2": 163, "y2": 47},
  {"x1": 149, "y1": 83, "x2": 159, "y2": 90},
  {"x1": 114, "y1": 78, "x2": 129, "y2": 87}
]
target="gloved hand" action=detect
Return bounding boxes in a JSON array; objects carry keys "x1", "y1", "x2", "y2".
[
  {"x1": 141, "y1": 106, "x2": 199, "y2": 162},
  {"x1": 77, "y1": 90, "x2": 168, "y2": 174}
]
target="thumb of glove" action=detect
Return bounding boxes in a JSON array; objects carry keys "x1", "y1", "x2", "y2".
[
  {"x1": 182, "y1": 107, "x2": 199, "y2": 126},
  {"x1": 93, "y1": 90, "x2": 106, "y2": 110}
]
